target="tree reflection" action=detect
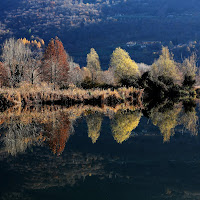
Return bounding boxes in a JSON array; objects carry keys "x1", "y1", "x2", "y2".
[
  {"x1": 150, "y1": 103, "x2": 181, "y2": 142},
  {"x1": 3, "y1": 121, "x2": 44, "y2": 156},
  {"x1": 0, "y1": 101, "x2": 199, "y2": 157},
  {"x1": 111, "y1": 110, "x2": 141, "y2": 144},
  {"x1": 86, "y1": 112, "x2": 103, "y2": 144},
  {"x1": 180, "y1": 100, "x2": 198, "y2": 136},
  {"x1": 44, "y1": 111, "x2": 72, "y2": 156}
]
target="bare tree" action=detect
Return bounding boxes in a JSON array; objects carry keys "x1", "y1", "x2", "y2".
[
  {"x1": 25, "y1": 53, "x2": 42, "y2": 84},
  {"x1": 1, "y1": 38, "x2": 32, "y2": 87},
  {"x1": 68, "y1": 57, "x2": 83, "y2": 87}
]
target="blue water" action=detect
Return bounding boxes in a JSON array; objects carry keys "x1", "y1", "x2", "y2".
[{"x1": 0, "y1": 102, "x2": 200, "y2": 200}]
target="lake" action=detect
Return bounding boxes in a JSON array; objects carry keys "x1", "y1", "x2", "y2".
[{"x1": 0, "y1": 100, "x2": 200, "y2": 200}]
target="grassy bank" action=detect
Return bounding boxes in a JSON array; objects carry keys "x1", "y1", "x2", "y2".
[{"x1": 0, "y1": 83, "x2": 143, "y2": 108}]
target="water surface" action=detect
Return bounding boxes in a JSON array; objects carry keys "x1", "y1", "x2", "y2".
[{"x1": 0, "y1": 101, "x2": 200, "y2": 200}]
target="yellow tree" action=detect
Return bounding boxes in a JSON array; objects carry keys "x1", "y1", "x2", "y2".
[
  {"x1": 150, "y1": 105, "x2": 181, "y2": 142},
  {"x1": 111, "y1": 110, "x2": 141, "y2": 144},
  {"x1": 86, "y1": 48, "x2": 101, "y2": 84},
  {"x1": 110, "y1": 47, "x2": 140, "y2": 81},
  {"x1": 179, "y1": 106, "x2": 198, "y2": 136},
  {"x1": 86, "y1": 112, "x2": 103, "y2": 144},
  {"x1": 151, "y1": 47, "x2": 180, "y2": 82},
  {"x1": 182, "y1": 53, "x2": 197, "y2": 78}
]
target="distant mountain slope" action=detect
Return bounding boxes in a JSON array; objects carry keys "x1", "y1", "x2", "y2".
[{"x1": 1, "y1": 0, "x2": 200, "y2": 67}]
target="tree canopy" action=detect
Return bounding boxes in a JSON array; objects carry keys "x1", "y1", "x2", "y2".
[
  {"x1": 151, "y1": 47, "x2": 180, "y2": 82},
  {"x1": 110, "y1": 47, "x2": 140, "y2": 81},
  {"x1": 42, "y1": 37, "x2": 69, "y2": 88},
  {"x1": 86, "y1": 48, "x2": 101, "y2": 84}
]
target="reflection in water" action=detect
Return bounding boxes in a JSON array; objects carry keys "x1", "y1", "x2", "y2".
[
  {"x1": 44, "y1": 112, "x2": 72, "y2": 155},
  {"x1": 3, "y1": 122, "x2": 44, "y2": 156},
  {"x1": 180, "y1": 105, "x2": 198, "y2": 136},
  {"x1": 0, "y1": 100, "x2": 200, "y2": 199},
  {"x1": 111, "y1": 110, "x2": 141, "y2": 143},
  {"x1": 150, "y1": 104, "x2": 181, "y2": 142},
  {"x1": 0, "y1": 100, "x2": 199, "y2": 156},
  {"x1": 149, "y1": 100, "x2": 199, "y2": 142},
  {"x1": 86, "y1": 111, "x2": 103, "y2": 144}
]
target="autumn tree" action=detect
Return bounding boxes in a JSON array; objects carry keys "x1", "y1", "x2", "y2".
[
  {"x1": 0, "y1": 62, "x2": 8, "y2": 87},
  {"x1": 151, "y1": 47, "x2": 180, "y2": 82},
  {"x1": 137, "y1": 63, "x2": 151, "y2": 75},
  {"x1": 150, "y1": 104, "x2": 181, "y2": 142},
  {"x1": 111, "y1": 110, "x2": 141, "y2": 144},
  {"x1": 42, "y1": 37, "x2": 69, "y2": 89},
  {"x1": 182, "y1": 53, "x2": 197, "y2": 77},
  {"x1": 86, "y1": 48, "x2": 101, "y2": 85},
  {"x1": 86, "y1": 112, "x2": 103, "y2": 144},
  {"x1": 68, "y1": 57, "x2": 83, "y2": 87},
  {"x1": 98, "y1": 70, "x2": 116, "y2": 86},
  {"x1": 110, "y1": 47, "x2": 140, "y2": 83},
  {"x1": 24, "y1": 53, "x2": 42, "y2": 84},
  {"x1": 182, "y1": 53, "x2": 197, "y2": 88},
  {"x1": 1, "y1": 38, "x2": 32, "y2": 87}
]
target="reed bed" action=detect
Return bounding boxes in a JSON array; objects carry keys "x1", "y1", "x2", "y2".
[{"x1": 0, "y1": 83, "x2": 143, "y2": 106}]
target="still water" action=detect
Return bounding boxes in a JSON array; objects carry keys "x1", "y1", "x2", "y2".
[{"x1": 0, "y1": 100, "x2": 200, "y2": 200}]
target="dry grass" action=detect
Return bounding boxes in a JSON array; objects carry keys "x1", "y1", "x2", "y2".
[{"x1": 0, "y1": 82, "x2": 143, "y2": 106}]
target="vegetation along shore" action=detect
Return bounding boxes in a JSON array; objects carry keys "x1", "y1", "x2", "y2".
[{"x1": 0, "y1": 36, "x2": 199, "y2": 108}]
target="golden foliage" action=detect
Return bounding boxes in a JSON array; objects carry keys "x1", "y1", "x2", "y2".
[
  {"x1": 150, "y1": 106, "x2": 181, "y2": 142},
  {"x1": 182, "y1": 53, "x2": 197, "y2": 78},
  {"x1": 86, "y1": 112, "x2": 103, "y2": 143},
  {"x1": 86, "y1": 48, "x2": 101, "y2": 71},
  {"x1": 180, "y1": 108, "x2": 198, "y2": 136},
  {"x1": 110, "y1": 47, "x2": 140, "y2": 80},
  {"x1": 111, "y1": 110, "x2": 141, "y2": 144},
  {"x1": 151, "y1": 47, "x2": 180, "y2": 82},
  {"x1": 18, "y1": 37, "x2": 44, "y2": 48},
  {"x1": 86, "y1": 48, "x2": 101, "y2": 83}
]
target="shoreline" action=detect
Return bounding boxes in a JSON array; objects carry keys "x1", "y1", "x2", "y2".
[{"x1": 0, "y1": 85, "x2": 143, "y2": 108}]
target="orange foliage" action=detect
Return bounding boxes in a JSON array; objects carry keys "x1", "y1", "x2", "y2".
[
  {"x1": 45, "y1": 113, "x2": 71, "y2": 156},
  {"x1": 42, "y1": 37, "x2": 69, "y2": 86},
  {"x1": 18, "y1": 37, "x2": 44, "y2": 48}
]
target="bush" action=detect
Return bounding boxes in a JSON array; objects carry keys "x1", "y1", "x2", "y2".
[
  {"x1": 120, "y1": 77, "x2": 139, "y2": 88},
  {"x1": 81, "y1": 76, "x2": 101, "y2": 89},
  {"x1": 138, "y1": 71, "x2": 181, "y2": 100},
  {"x1": 182, "y1": 75, "x2": 196, "y2": 89}
]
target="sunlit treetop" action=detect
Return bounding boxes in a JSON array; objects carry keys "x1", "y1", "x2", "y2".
[
  {"x1": 110, "y1": 47, "x2": 140, "y2": 80},
  {"x1": 151, "y1": 46, "x2": 181, "y2": 82},
  {"x1": 18, "y1": 37, "x2": 45, "y2": 49}
]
